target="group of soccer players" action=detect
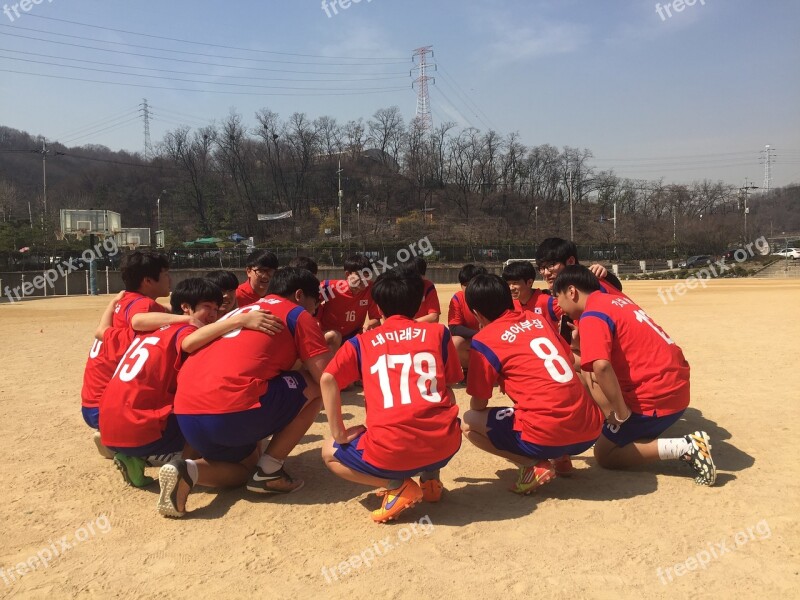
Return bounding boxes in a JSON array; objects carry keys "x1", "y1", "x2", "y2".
[{"x1": 80, "y1": 238, "x2": 717, "y2": 524}]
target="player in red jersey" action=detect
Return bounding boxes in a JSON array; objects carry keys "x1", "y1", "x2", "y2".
[
  {"x1": 206, "y1": 270, "x2": 240, "y2": 315},
  {"x1": 113, "y1": 250, "x2": 172, "y2": 331},
  {"x1": 501, "y1": 261, "x2": 556, "y2": 324},
  {"x1": 553, "y1": 265, "x2": 716, "y2": 485},
  {"x1": 366, "y1": 256, "x2": 441, "y2": 327},
  {"x1": 462, "y1": 274, "x2": 604, "y2": 494},
  {"x1": 100, "y1": 278, "x2": 276, "y2": 488},
  {"x1": 448, "y1": 264, "x2": 488, "y2": 371},
  {"x1": 235, "y1": 249, "x2": 278, "y2": 307},
  {"x1": 317, "y1": 254, "x2": 376, "y2": 351},
  {"x1": 159, "y1": 268, "x2": 331, "y2": 518},
  {"x1": 321, "y1": 267, "x2": 463, "y2": 523}
]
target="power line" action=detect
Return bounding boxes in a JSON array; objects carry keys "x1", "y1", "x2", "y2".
[{"x1": 25, "y1": 14, "x2": 409, "y2": 61}]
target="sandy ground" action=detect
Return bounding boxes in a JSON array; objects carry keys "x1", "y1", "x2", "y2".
[{"x1": 0, "y1": 279, "x2": 798, "y2": 599}]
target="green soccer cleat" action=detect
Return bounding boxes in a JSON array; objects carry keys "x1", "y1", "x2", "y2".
[{"x1": 114, "y1": 453, "x2": 155, "y2": 488}]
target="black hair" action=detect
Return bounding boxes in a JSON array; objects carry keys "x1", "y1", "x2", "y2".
[
  {"x1": 535, "y1": 237, "x2": 578, "y2": 266},
  {"x1": 458, "y1": 263, "x2": 488, "y2": 286},
  {"x1": 170, "y1": 277, "x2": 223, "y2": 314},
  {"x1": 205, "y1": 270, "x2": 239, "y2": 292},
  {"x1": 245, "y1": 249, "x2": 279, "y2": 270},
  {"x1": 372, "y1": 267, "x2": 424, "y2": 319},
  {"x1": 120, "y1": 250, "x2": 170, "y2": 291},
  {"x1": 502, "y1": 261, "x2": 537, "y2": 283},
  {"x1": 552, "y1": 264, "x2": 603, "y2": 295},
  {"x1": 288, "y1": 256, "x2": 319, "y2": 275},
  {"x1": 464, "y1": 274, "x2": 514, "y2": 322},
  {"x1": 267, "y1": 267, "x2": 320, "y2": 299},
  {"x1": 412, "y1": 255, "x2": 427, "y2": 276},
  {"x1": 343, "y1": 254, "x2": 371, "y2": 273}
]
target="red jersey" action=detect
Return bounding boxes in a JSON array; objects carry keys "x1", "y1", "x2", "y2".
[
  {"x1": 447, "y1": 290, "x2": 479, "y2": 331},
  {"x1": 81, "y1": 327, "x2": 135, "y2": 409},
  {"x1": 367, "y1": 278, "x2": 441, "y2": 322},
  {"x1": 325, "y1": 316, "x2": 462, "y2": 471},
  {"x1": 175, "y1": 296, "x2": 329, "y2": 415},
  {"x1": 513, "y1": 289, "x2": 558, "y2": 325},
  {"x1": 100, "y1": 324, "x2": 196, "y2": 447},
  {"x1": 468, "y1": 310, "x2": 603, "y2": 446},
  {"x1": 113, "y1": 292, "x2": 166, "y2": 330},
  {"x1": 317, "y1": 280, "x2": 375, "y2": 337},
  {"x1": 578, "y1": 291, "x2": 690, "y2": 416},
  {"x1": 235, "y1": 280, "x2": 261, "y2": 307}
]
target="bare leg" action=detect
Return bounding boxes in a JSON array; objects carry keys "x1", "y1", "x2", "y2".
[
  {"x1": 173, "y1": 449, "x2": 259, "y2": 513},
  {"x1": 593, "y1": 434, "x2": 660, "y2": 469},
  {"x1": 263, "y1": 373, "x2": 322, "y2": 461},
  {"x1": 321, "y1": 437, "x2": 390, "y2": 488},
  {"x1": 453, "y1": 336, "x2": 471, "y2": 371}
]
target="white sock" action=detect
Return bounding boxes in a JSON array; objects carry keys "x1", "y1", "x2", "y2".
[
  {"x1": 258, "y1": 454, "x2": 284, "y2": 474},
  {"x1": 657, "y1": 437, "x2": 692, "y2": 460},
  {"x1": 185, "y1": 459, "x2": 199, "y2": 485}
]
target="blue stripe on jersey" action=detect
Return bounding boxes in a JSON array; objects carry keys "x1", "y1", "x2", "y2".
[
  {"x1": 441, "y1": 326, "x2": 451, "y2": 363},
  {"x1": 124, "y1": 296, "x2": 145, "y2": 324},
  {"x1": 581, "y1": 311, "x2": 616, "y2": 336},
  {"x1": 286, "y1": 305, "x2": 304, "y2": 337},
  {"x1": 547, "y1": 296, "x2": 558, "y2": 322},
  {"x1": 470, "y1": 339, "x2": 501, "y2": 374},
  {"x1": 424, "y1": 284, "x2": 435, "y2": 297},
  {"x1": 452, "y1": 293, "x2": 461, "y2": 305},
  {"x1": 347, "y1": 337, "x2": 362, "y2": 372}
]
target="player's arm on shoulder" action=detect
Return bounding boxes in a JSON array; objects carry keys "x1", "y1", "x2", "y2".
[
  {"x1": 180, "y1": 310, "x2": 277, "y2": 354},
  {"x1": 95, "y1": 291, "x2": 126, "y2": 340},
  {"x1": 364, "y1": 318, "x2": 381, "y2": 330},
  {"x1": 588, "y1": 359, "x2": 629, "y2": 422},
  {"x1": 587, "y1": 263, "x2": 608, "y2": 280},
  {"x1": 131, "y1": 312, "x2": 191, "y2": 333}
]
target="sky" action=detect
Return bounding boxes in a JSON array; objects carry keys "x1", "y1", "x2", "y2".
[{"x1": 0, "y1": 0, "x2": 798, "y2": 187}]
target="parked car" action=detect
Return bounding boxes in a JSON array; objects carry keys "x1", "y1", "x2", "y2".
[
  {"x1": 678, "y1": 255, "x2": 712, "y2": 268},
  {"x1": 772, "y1": 248, "x2": 800, "y2": 259}
]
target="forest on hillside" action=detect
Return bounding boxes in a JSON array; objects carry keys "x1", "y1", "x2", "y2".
[{"x1": 1, "y1": 108, "x2": 798, "y2": 263}]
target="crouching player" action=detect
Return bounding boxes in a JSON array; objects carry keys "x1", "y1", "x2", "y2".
[
  {"x1": 462, "y1": 274, "x2": 604, "y2": 494},
  {"x1": 100, "y1": 278, "x2": 276, "y2": 487},
  {"x1": 321, "y1": 268, "x2": 463, "y2": 523},
  {"x1": 553, "y1": 265, "x2": 716, "y2": 485},
  {"x1": 160, "y1": 267, "x2": 331, "y2": 518}
]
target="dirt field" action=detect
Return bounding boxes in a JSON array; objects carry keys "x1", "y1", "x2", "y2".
[{"x1": 0, "y1": 279, "x2": 798, "y2": 599}]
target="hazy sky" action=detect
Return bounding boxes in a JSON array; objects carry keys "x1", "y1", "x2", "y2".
[{"x1": 1, "y1": 0, "x2": 798, "y2": 186}]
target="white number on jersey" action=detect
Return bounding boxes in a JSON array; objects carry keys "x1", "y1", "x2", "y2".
[
  {"x1": 369, "y1": 352, "x2": 441, "y2": 409},
  {"x1": 529, "y1": 337, "x2": 574, "y2": 383},
  {"x1": 89, "y1": 339, "x2": 103, "y2": 359},
  {"x1": 633, "y1": 309, "x2": 674, "y2": 345},
  {"x1": 114, "y1": 336, "x2": 160, "y2": 382},
  {"x1": 220, "y1": 304, "x2": 263, "y2": 339}
]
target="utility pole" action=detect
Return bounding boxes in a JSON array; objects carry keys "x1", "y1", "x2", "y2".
[
  {"x1": 139, "y1": 98, "x2": 153, "y2": 160},
  {"x1": 760, "y1": 144, "x2": 775, "y2": 196},
  {"x1": 411, "y1": 46, "x2": 435, "y2": 133},
  {"x1": 739, "y1": 178, "x2": 758, "y2": 242},
  {"x1": 337, "y1": 160, "x2": 344, "y2": 244}
]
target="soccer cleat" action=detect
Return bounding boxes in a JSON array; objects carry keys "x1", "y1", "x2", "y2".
[
  {"x1": 113, "y1": 453, "x2": 155, "y2": 488},
  {"x1": 681, "y1": 431, "x2": 716, "y2": 486},
  {"x1": 551, "y1": 455, "x2": 574, "y2": 477},
  {"x1": 246, "y1": 466, "x2": 305, "y2": 494},
  {"x1": 511, "y1": 460, "x2": 556, "y2": 495},
  {"x1": 157, "y1": 458, "x2": 193, "y2": 518},
  {"x1": 372, "y1": 479, "x2": 423, "y2": 523},
  {"x1": 145, "y1": 452, "x2": 181, "y2": 467},
  {"x1": 93, "y1": 432, "x2": 115, "y2": 460},
  {"x1": 420, "y1": 478, "x2": 444, "y2": 502}
]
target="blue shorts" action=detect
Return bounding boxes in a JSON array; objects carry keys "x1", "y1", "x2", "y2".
[
  {"x1": 333, "y1": 431, "x2": 457, "y2": 480},
  {"x1": 107, "y1": 414, "x2": 185, "y2": 457},
  {"x1": 177, "y1": 371, "x2": 308, "y2": 463},
  {"x1": 82, "y1": 406, "x2": 100, "y2": 430},
  {"x1": 601, "y1": 410, "x2": 685, "y2": 447},
  {"x1": 486, "y1": 407, "x2": 597, "y2": 460}
]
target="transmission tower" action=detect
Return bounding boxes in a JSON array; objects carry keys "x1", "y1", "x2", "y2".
[
  {"x1": 760, "y1": 144, "x2": 776, "y2": 196},
  {"x1": 411, "y1": 46, "x2": 436, "y2": 132},
  {"x1": 139, "y1": 98, "x2": 153, "y2": 160}
]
